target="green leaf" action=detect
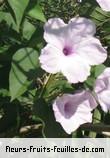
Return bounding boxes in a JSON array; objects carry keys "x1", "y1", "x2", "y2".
[
  {"x1": 90, "y1": 7, "x2": 110, "y2": 25},
  {"x1": 0, "y1": 11, "x2": 17, "y2": 31},
  {"x1": 94, "y1": 64, "x2": 106, "y2": 78},
  {"x1": 9, "y1": 48, "x2": 39, "y2": 101},
  {"x1": 93, "y1": 108, "x2": 101, "y2": 124},
  {"x1": 85, "y1": 65, "x2": 106, "y2": 89},
  {"x1": 22, "y1": 19, "x2": 36, "y2": 40},
  {"x1": 8, "y1": 0, "x2": 29, "y2": 29},
  {"x1": 28, "y1": 4, "x2": 46, "y2": 22},
  {"x1": 85, "y1": 76, "x2": 95, "y2": 89},
  {"x1": 0, "y1": 46, "x2": 10, "y2": 54},
  {"x1": 0, "y1": 88, "x2": 10, "y2": 97},
  {"x1": 43, "y1": 74, "x2": 73, "y2": 101},
  {"x1": 29, "y1": 26, "x2": 44, "y2": 48}
]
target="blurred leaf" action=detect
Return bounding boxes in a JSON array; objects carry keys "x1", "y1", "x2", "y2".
[
  {"x1": 28, "y1": 4, "x2": 46, "y2": 22},
  {"x1": 93, "y1": 108, "x2": 101, "y2": 124},
  {"x1": 79, "y1": 1, "x2": 97, "y2": 17},
  {"x1": 43, "y1": 74, "x2": 73, "y2": 101},
  {"x1": 85, "y1": 64, "x2": 106, "y2": 89},
  {"x1": 0, "y1": 46, "x2": 10, "y2": 54},
  {"x1": 85, "y1": 76, "x2": 95, "y2": 89},
  {"x1": 0, "y1": 89, "x2": 9, "y2": 97},
  {"x1": 7, "y1": 0, "x2": 29, "y2": 30},
  {"x1": 17, "y1": 89, "x2": 36, "y2": 105},
  {"x1": 90, "y1": 7, "x2": 110, "y2": 25},
  {"x1": 9, "y1": 48, "x2": 39, "y2": 101},
  {"x1": 0, "y1": 11, "x2": 17, "y2": 30},
  {"x1": 29, "y1": 26, "x2": 44, "y2": 48},
  {"x1": 94, "y1": 64, "x2": 106, "y2": 78},
  {"x1": 22, "y1": 19, "x2": 36, "y2": 40}
]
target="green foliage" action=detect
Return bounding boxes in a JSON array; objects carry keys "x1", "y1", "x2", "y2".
[
  {"x1": 28, "y1": 4, "x2": 46, "y2": 22},
  {"x1": 94, "y1": 64, "x2": 106, "y2": 78},
  {"x1": 22, "y1": 19, "x2": 36, "y2": 40},
  {"x1": 9, "y1": 48, "x2": 39, "y2": 101},
  {"x1": 7, "y1": 0, "x2": 29, "y2": 31}
]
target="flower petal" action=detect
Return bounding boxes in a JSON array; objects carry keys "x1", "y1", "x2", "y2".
[
  {"x1": 97, "y1": 90, "x2": 110, "y2": 112},
  {"x1": 44, "y1": 18, "x2": 67, "y2": 49},
  {"x1": 94, "y1": 68, "x2": 110, "y2": 112},
  {"x1": 96, "y1": 0, "x2": 110, "y2": 11},
  {"x1": 39, "y1": 44, "x2": 62, "y2": 73},
  {"x1": 61, "y1": 56, "x2": 91, "y2": 83},
  {"x1": 53, "y1": 90, "x2": 97, "y2": 134},
  {"x1": 58, "y1": 112, "x2": 92, "y2": 134},
  {"x1": 94, "y1": 78, "x2": 107, "y2": 94},
  {"x1": 77, "y1": 37, "x2": 107, "y2": 65},
  {"x1": 44, "y1": 18, "x2": 66, "y2": 30},
  {"x1": 68, "y1": 17, "x2": 96, "y2": 36},
  {"x1": 44, "y1": 17, "x2": 96, "y2": 49}
]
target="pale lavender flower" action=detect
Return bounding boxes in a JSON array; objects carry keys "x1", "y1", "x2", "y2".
[
  {"x1": 96, "y1": 0, "x2": 110, "y2": 11},
  {"x1": 53, "y1": 90, "x2": 97, "y2": 134},
  {"x1": 39, "y1": 18, "x2": 107, "y2": 83},
  {"x1": 94, "y1": 68, "x2": 110, "y2": 112}
]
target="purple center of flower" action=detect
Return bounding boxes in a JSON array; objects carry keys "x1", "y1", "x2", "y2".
[
  {"x1": 64, "y1": 102, "x2": 74, "y2": 118},
  {"x1": 63, "y1": 46, "x2": 73, "y2": 56},
  {"x1": 64, "y1": 103, "x2": 71, "y2": 113}
]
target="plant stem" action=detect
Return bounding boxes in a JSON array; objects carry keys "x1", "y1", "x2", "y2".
[{"x1": 39, "y1": 74, "x2": 53, "y2": 98}]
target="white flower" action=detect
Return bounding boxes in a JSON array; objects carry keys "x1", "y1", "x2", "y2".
[
  {"x1": 94, "y1": 68, "x2": 110, "y2": 112},
  {"x1": 39, "y1": 18, "x2": 107, "y2": 83},
  {"x1": 96, "y1": 0, "x2": 110, "y2": 11},
  {"x1": 53, "y1": 90, "x2": 97, "y2": 134}
]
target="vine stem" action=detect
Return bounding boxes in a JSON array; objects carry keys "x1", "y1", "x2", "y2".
[{"x1": 38, "y1": 74, "x2": 53, "y2": 98}]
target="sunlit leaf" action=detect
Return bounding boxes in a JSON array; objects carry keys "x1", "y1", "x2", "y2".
[
  {"x1": 9, "y1": 48, "x2": 39, "y2": 101},
  {"x1": 8, "y1": 0, "x2": 29, "y2": 30},
  {"x1": 28, "y1": 4, "x2": 46, "y2": 22}
]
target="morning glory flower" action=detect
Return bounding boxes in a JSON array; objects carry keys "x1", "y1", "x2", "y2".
[
  {"x1": 52, "y1": 90, "x2": 97, "y2": 134},
  {"x1": 39, "y1": 18, "x2": 107, "y2": 83},
  {"x1": 96, "y1": 0, "x2": 110, "y2": 11},
  {"x1": 94, "y1": 68, "x2": 110, "y2": 112}
]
